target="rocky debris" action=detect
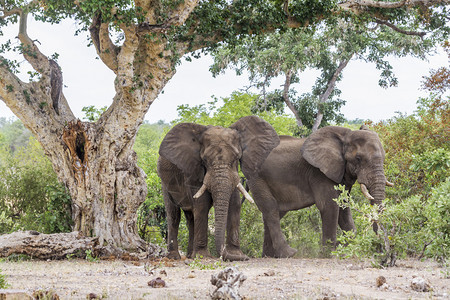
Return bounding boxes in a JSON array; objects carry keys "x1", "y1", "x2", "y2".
[
  {"x1": 148, "y1": 277, "x2": 166, "y2": 288},
  {"x1": 263, "y1": 269, "x2": 275, "y2": 276},
  {"x1": 33, "y1": 289, "x2": 60, "y2": 299},
  {"x1": 410, "y1": 276, "x2": 432, "y2": 292},
  {"x1": 147, "y1": 243, "x2": 168, "y2": 259},
  {"x1": 376, "y1": 276, "x2": 386, "y2": 287},
  {"x1": 210, "y1": 267, "x2": 247, "y2": 300}
]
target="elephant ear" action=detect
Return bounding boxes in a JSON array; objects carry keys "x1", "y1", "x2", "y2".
[
  {"x1": 159, "y1": 123, "x2": 209, "y2": 181},
  {"x1": 301, "y1": 126, "x2": 351, "y2": 183},
  {"x1": 230, "y1": 116, "x2": 280, "y2": 178}
]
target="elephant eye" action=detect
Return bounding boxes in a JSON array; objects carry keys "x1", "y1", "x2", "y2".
[{"x1": 355, "y1": 155, "x2": 362, "y2": 163}]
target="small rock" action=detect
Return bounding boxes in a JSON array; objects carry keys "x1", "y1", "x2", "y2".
[
  {"x1": 347, "y1": 264, "x2": 362, "y2": 270},
  {"x1": 410, "y1": 277, "x2": 431, "y2": 292},
  {"x1": 160, "y1": 269, "x2": 167, "y2": 276},
  {"x1": 263, "y1": 270, "x2": 275, "y2": 276},
  {"x1": 87, "y1": 293, "x2": 99, "y2": 299},
  {"x1": 211, "y1": 267, "x2": 247, "y2": 300},
  {"x1": 376, "y1": 276, "x2": 386, "y2": 287},
  {"x1": 148, "y1": 277, "x2": 166, "y2": 288}
]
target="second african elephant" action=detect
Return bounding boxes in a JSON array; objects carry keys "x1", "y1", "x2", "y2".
[
  {"x1": 157, "y1": 116, "x2": 279, "y2": 261},
  {"x1": 247, "y1": 125, "x2": 393, "y2": 258}
]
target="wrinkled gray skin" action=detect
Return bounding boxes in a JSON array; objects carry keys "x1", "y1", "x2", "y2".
[
  {"x1": 157, "y1": 116, "x2": 279, "y2": 261},
  {"x1": 247, "y1": 126, "x2": 389, "y2": 258}
]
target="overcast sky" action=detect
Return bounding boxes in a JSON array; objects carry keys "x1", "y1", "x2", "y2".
[{"x1": 0, "y1": 19, "x2": 447, "y2": 123}]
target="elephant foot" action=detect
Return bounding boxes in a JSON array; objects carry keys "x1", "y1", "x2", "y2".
[
  {"x1": 319, "y1": 241, "x2": 336, "y2": 258},
  {"x1": 193, "y1": 248, "x2": 212, "y2": 259},
  {"x1": 167, "y1": 250, "x2": 181, "y2": 260},
  {"x1": 274, "y1": 245, "x2": 297, "y2": 258},
  {"x1": 222, "y1": 247, "x2": 249, "y2": 262}
]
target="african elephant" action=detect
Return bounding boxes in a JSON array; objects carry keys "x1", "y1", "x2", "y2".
[
  {"x1": 157, "y1": 116, "x2": 280, "y2": 261},
  {"x1": 247, "y1": 125, "x2": 393, "y2": 258}
]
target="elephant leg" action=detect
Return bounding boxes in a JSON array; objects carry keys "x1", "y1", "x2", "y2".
[
  {"x1": 164, "y1": 189, "x2": 181, "y2": 260},
  {"x1": 262, "y1": 211, "x2": 297, "y2": 257},
  {"x1": 259, "y1": 208, "x2": 296, "y2": 258},
  {"x1": 184, "y1": 210, "x2": 195, "y2": 258},
  {"x1": 262, "y1": 219, "x2": 275, "y2": 257},
  {"x1": 318, "y1": 201, "x2": 340, "y2": 256},
  {"x1": 223, "y1": 190, "x2": 249, "y2": 262},
  {"x1": 192, "y1": 196, "x2": 212, "y2": 258},
  {"x1": 248, "y1": 178, "x2": 297, "y2": 258},
  {"x1": 338, "y1": 206, "x2": 356, "y2": 232}
]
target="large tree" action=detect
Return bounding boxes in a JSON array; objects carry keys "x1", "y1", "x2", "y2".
[
  {"x1": 0, "y1": 0, "x2": 448, "y2": 254},
  {"x1": 210, "y1": 16, "x2": 447, "y2": 133}
]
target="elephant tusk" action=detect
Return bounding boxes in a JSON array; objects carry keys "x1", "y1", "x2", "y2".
[
  {"x1": 193, "y1": 184, "x2": 207, "y2": 199},
  {"x1": 386, "y1": 180, "x2": 394, "y2": 187},
  {"x1": 237, "y1": 182, "x2": 255, "y2": 204},
  {"x1": 360, "y1": 184, "x2": 375, "y2": 201}
]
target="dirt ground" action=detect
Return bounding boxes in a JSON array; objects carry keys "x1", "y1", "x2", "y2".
[{"x1": 1, "y1": 257, "x2": 448, "y2": 299}]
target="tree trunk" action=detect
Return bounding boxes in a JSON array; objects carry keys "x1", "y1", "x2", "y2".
[
  {"x1": 0, "y1": 9, "x2": 188, "y2": 255},
  {"x1": 60, "y1": 120, "x2": 148, "y2": 252},
  {"x1": 282, "y1": 70, "x2": 304, "y2": 128},
  {"x1": 312, "y1": 57, "x2": 352, "y2": 132}
]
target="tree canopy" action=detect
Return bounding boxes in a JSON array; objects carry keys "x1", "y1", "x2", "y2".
[{"x1": 209, "y1": 13, "x2": 448, "y2": 132}]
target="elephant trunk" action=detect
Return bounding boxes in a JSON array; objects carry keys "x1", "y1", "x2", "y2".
[
  {"x1": 208, "y1": 166, "x2": 240, "y2": 258},
  {"x1": 361, "y1": 167, "x2": 387, "y2": 233},
  {"x1": 366, "y1": 169, "x2": 387, "y2": 206},
  {"x1": 212, "y1": 188, "x2": 232, "y2": 257}
]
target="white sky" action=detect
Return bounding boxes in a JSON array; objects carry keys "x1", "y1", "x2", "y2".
[{"x1": 0, "y1": 19, "x2": 447, "y2": 123}]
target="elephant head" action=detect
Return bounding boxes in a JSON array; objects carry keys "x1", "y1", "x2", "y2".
[
  {"x1": 301, "y1": 125, "x2": 392, "y2": 207},
  {"x1": 159, "y1": 116, "x2": 280, "y2": 257}
]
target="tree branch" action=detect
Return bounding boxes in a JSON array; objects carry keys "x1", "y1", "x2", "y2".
[
  {"x1": 0, "y1": 3, "x2": 73, "y2": 124},
  {"x1": 137, "y1": 0, "x2": 200, "y2": 34},
  {"x1": 0, "y1": 7, "x2": 21, "y2": 18},
  {"x1": 339, "y1": 0, "x2": 450, "y2": 13},
  {"x1": 312, "y1": 56, "x2": 352, "y2": 132},
  {"x1": 374, "y1": 18, "x2": 426, "y2": 37},
  {"x1": 166, "y1": 0, "x2": 200, "y2": 26},
  {"x1": 0, "y1": 55, "x2": 29, "y2": 115},
  {"x1": 283, "y1": 70, "x2": 304, "y2": 128},
  {"x1": 89, "y1": 13, "x2": 119, "y2": 73}
]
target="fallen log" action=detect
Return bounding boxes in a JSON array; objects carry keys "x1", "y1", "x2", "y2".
[{"x1": 0, "y1": 231, "x2": 98, "y2": 260}]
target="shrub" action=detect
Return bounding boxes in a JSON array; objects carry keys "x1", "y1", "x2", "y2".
[
  {"x1": 373, "y1": 96, "x2": 449, "y2": 200},
  {"x1": 0, "y1": 137, "x2": 72, "y2": 233},
  {"x1": 136, "y1": 147, "x2": 167, "y2": 246},
  {"x1": 333, "y1": 179, "x2": 450, "y2": 267}
]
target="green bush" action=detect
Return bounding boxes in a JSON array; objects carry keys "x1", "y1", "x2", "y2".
[
  {"x1": 374, "y1": 96, "x2": 449, "y2": 200},
  {"x1": 333, "y1": 179, "x2": 450, "y2": 267},
  {"x1": 0, "y1": 137, "x2": 72, "y2": 233},
  {"x1": 136, "y1": 143, "x2": 168, "y2": 246},
  {"x1": 239, "y1": 201, "x2": 264, "y2": 257}
]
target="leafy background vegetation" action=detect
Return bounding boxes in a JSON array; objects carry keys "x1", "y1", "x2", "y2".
[{"x1": 0, "y1": 54, "x2": 448, "y2": 269}]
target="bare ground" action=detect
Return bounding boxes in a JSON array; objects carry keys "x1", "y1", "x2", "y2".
[{"x1": 1, "y1": 257, "x2": 448, "y2": 299}]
